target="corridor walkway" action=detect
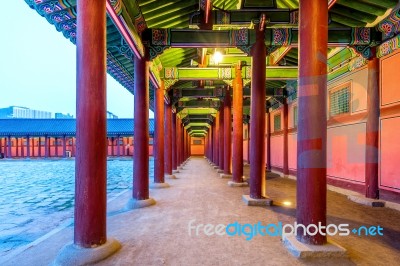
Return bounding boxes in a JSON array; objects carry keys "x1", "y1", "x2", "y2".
[{"x1": 4, "y1": 157, "x2": 400, "y2": 265}]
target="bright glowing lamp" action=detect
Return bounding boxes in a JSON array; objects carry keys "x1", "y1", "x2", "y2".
[{"x1": 213, "y1": 51, "x2": 223, "y2": 64}]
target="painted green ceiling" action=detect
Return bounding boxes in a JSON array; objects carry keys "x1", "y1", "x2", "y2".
[{"x1": 24, "y1": 0, "x2": 399, "y2": 135}]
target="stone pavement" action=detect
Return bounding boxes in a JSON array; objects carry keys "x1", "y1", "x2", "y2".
[{"x1": 2, "y1": 157, "x2": 400, "y2": 265}]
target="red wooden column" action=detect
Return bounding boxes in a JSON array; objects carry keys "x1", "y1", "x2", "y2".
[
  {"x1": 111, "y1": 137, "x2": 115, "y2": 156},
  {"x1": 231, "y1": 65, "x2": 246, "y2": 185},
  {"x1": 207, "y1": 124, "x2": 214, "y2": 162},
  {"x1": 214, "y1": 113, "x2": 219, "y2": 166},
  {"x1": 172, "y1": 112, "x2": 178, "y2": 172},
  {"x1": 117, "y1": 136, "x2": 120, "y2": 157},
  {"x1": 18, "y1": 138, "x2": 21, "y2": 157},
  {"x1": 249, "y1": 23, "x2": 267, "y2": 199},
  {"x1": 44, "y1": 136, "x2": 48, "y2": 158},
  {"x1": 7, "y1": 136, "x2": 12, "y2": 158},
  {"x1": 152, "y1": 82, "x2": 169, "y2": 188},
  {"x1": 222, "y1": 88, "x2": 232, "y2": 177},
  {"x1": 365, "y1": 49, "x2": 380, "y2": 199},
  {"x1": 266, "y1": 113, "x2": 271, "y2": 170},
  {"x1": 32, "y1": 138, "x2": 35, "y2": 157},
  {"x1": 283, "y1": 99, "x2": 289, "y2": 176},
  {"x1": 164, "y1": 101, "x2": 175, "y2": 178},
  {"x1": 130, "y1": 49, "x2": 156, "y2": 208},
  {"x1": 71, "y1": 138, "x2": 75, "y2": 157},
  {"x1": 26, "y1": 136, "x2": 30, "y2": 158},
  {"x1": 183, "y1": 127, "x2": 187, "y2": 161},
  {"x1": 63, "y1": 135, "x2": 67, "y2": 158},
  {"x1": 38, "y1": 137, "x2": 42, "y2": 157},
  {"x1": 55, "y1": 137, "x2": 59, "y2": 157},
  {"x1": 55, "y1": 0, "x2": 121, "y2": 262},
  {"x1": 75, "y1": 0, "x2": 106, "y2": 245},
  {"x1": 218, "y1": 105, "x2": 225, "y2": 171},
  {"x1": 176, "y1": 118, "x2": 181, "y2": 167},
  {"x1": 296, "y1": 0, "x2": 328, "y2": 245}
]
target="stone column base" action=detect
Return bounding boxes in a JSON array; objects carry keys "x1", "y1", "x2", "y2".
[
  {"x1": 216, "y1": 169, "x2": 224, "y2": 173},
  {"x1": 150, "y1": 182, "x2": 170, "y2": 189},
  {"x1": 242, "y1": 195, "x2": 272, "y2": 206},
  {"x1": 282, "y1": 235, "x2": 347, "y2": 258},
  {"x1": 125, "y1": 198, "x2": 156, "y2": 210},
  {"x1": 228, "y1": 181, "x2": 248, "y2": 187},
  {"x1": 172, "y1": 169, "x2": 179, "y2": 174},
  {"x1": 220, "y1": 173, "x2": 232, "y2": 179},
  {"x1": 52, "y1": 238, "x2": 121, "y2": 266},
  {"x1": 165, "y1": 174, "x2": 177, "y2": 179},
  {"x1": 213, "y1": 166, "x2": 219, "y2": 169},
  {"x1": 347, "y1": 195, "x2": 385, "y2": 207}
]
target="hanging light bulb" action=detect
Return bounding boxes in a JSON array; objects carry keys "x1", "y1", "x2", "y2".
[{"x1": 213, "y1": 50, "x2": 223, "y2": 64}]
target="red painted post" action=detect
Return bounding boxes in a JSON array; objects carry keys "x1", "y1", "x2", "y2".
[
  {"x1": 16, "y1": 138, "x2": 19, "y2": 157},
  {"x1": 247, "y1": 122, "x2": 250, "y2": 164},
  {"x1": 154, "y1": 84, "x2": 165, "y2": 183},
  {"x1": 38, "y1": 137, "x2": 42, "y2": 157},
  {"x1": 32, "y1": 138, "x2": 35, "y2": 157},
  {"x1": 209, "y1": 126, "x2": 213, "y2": 161},
  {"x1": 71, "y1": 138, "x2": 75, "y2": 157},
  {"x1": 164, "y1": 101, "x2": 173, "y2": 175},
  {"x1": 296, "y1": 0, "x2": 328, "y2": 245},
  {"x1": 63, "y1": 135, "x2": 67, "y2": 158},
  {"x1": 55, "y1": 137, "x2": 59, "y2": 157},
  {"x1": 224, "y1": 88, "x2": 232, "y2": 175},
  {"x1": 232, "y1": 65, "x2": 244, "y2": 182},
  {"x1": 75, "y1": 0, "x2": 107, "y2": 247},
  {"x1": 176, "y1": 118, "x2": 181, "y2": 166},
  {"x1": 45, "y1": 136, "x2": 49, "y2": 158},
  {"x1": 214, "y1": 113, "x2": 219, "y2": 166},
  {"x1": 7, "y1": 136, "x2": 12, "y2": 158},
  {"x1": 189, "y1": 135, "x2": 191, "y2": 157},
  {"x1": 365, "y1": 50, "x2": 380, "y2": 199},
  {"x1": 219, "y1": 105, "x2": 225, "y2": 170},
  {"x1": 111, "y1": 137, "x2": 114, "y2": 156},
  {"x1": 249, "y1": 24, "x2": 267, "y2": 199},
  {"x1": 117, "y1": 136, "x2": 120, "y2": 157},
  {"x1": 133, "y1": 52, "x2": 150, "y2": 200},
  {"x1": 26, "y1": 136, "x2": 30, "y2": 158},
  {"x1": 172, "y1": 112, "x2": 177, "y2": 170},
  {"x1": 266, "y1": 114, "x2": 271, "y2": 170},
  {"x1": 283, "y1": 99, "x2": 289, "y2": 176},
  {"x1": 183, "y1": 127, "x2": 187, "y2": 161}
]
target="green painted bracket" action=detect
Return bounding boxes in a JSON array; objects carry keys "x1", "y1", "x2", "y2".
[{"x1": 162, "y1": 66, "x2": 298, "y2": 80}]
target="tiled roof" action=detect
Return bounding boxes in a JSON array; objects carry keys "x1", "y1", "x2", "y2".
[{"x1": 0, "y1": 119, "x2": 155, "y2": 137}]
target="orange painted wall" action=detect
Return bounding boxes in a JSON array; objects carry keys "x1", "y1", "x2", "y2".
[
  {"x1": 327, "y1": 123, "x2": 366, "y2": 183},
  {"x1": 380, "y1": 117, "x2": 400, "y2": 190},
  {"x1": 191, "y1": 137, "x2": 204, "y2": 155},
  {"x1": 288, "y1": 133, "x2": 297, "y2": 170},
  {"x1": 379, "y1": 50, "x2": 400, "y2": 191},
  {"x1": 270, "y1": 135, "x2": 284, "y2": 168}
]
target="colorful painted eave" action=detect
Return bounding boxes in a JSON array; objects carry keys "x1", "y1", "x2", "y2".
[{"x1": 22, "y1": 0, "x2": 400, "y2": 131}]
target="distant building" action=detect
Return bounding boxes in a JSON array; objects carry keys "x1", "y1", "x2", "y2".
[
  {"x1": 0, "y1": 106, "x2": 51, "y2": 119},
  {"x1": 107, "y1": 111, "x2": 118, "y2": 119},
  {"x1": 55, "y1": 112, "x2": 74, "y2": 119}
]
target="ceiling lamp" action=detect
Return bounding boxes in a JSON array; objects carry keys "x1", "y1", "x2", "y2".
[{"x1": 212, "y1": 50, "x2": 223, "y2": 64}]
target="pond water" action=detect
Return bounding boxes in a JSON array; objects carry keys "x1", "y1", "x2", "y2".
[{"x1": 0, "y1": 158, "x2": 153, "y2": 256}]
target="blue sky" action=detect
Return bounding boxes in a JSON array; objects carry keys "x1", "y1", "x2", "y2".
[{"x1": 0, "y1": 1, "x2": 150, "y2": 118}]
